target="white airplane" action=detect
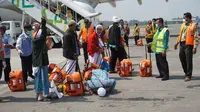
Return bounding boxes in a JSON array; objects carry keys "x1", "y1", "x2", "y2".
[{"x1": 0, "y1": 0, "x2": 170, "y2": 21}]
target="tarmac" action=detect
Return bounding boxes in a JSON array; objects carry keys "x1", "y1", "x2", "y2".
[{"x1": 1, "y1": 37, "x2": 200, "y2": 112}]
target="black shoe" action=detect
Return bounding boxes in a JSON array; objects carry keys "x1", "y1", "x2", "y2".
[
  {"x1": 155, "y1": 75, "x2": 164, "y2": 78},
  {"x1": 161, "y1": 76, "x2": 169, "y2": 81}
]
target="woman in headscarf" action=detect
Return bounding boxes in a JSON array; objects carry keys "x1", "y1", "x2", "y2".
[
  {"x1": 87, "y1": 25, "x2": 104, "y2": 66},
  {"x1": 32, "y1": 18, "x2": 50, "y2": 101}
]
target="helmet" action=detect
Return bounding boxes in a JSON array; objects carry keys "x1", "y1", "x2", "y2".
[
  {"x1": 97, "y1": 87, "x2": 106, "y2": 97},
  {"x1": 112, "y1": 16, "x2": 120, "y2": 23}
]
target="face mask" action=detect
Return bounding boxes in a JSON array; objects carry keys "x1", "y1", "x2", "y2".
[
  {"x1": 155, "y1": 24, "x2": 159, "y2": 29},
  {"x1": 32, "y1": 26, "x2": 35, "y2": 30},
  {"x1": 26, "y1": 31, "x2": 33, "y2": 38}
]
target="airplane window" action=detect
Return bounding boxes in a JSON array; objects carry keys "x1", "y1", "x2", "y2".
[{"x1": 15, "y1": 23, "x2": 20, "y2": 27}]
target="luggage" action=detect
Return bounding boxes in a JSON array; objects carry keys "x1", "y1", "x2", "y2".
[
  {"x1": 137, "y1": 39, "x2": 143, "y2": 46},
  {"x1": 46, "y1": 36, "x2": 54, "y2": 50},
  {"x1": 48, "y1": 63, "x2": 67, "y2": 85},
  {"x1": 86, "y1": 69, "x2": 116, "y2": 93},
  {"x1": 139, "y1": 45, "x2": 152, "y2": 77},
  {"x1": 119, "y1": 59, "x2": 133, "y2": 77},
  {"x1": 8, "y1": 70, "x2": 26, "y2": 92},
  {"x1": 65, "y1": 72, "x2": 84, "y2": 96}
]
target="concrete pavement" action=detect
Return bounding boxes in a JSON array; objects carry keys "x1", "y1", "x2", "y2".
[{"x1": 1, "y1": 37, "x2": 200, "y2": 112}]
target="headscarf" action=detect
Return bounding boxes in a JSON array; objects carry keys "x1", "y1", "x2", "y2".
[
  {"x1": 95, "y1": 25, "x2": 104, "y2": 48},
  {"x1": 95, "y1": 24, "x2": 103, "y2": 36}
]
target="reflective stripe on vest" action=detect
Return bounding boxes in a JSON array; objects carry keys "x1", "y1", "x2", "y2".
[
  {"x1": 151, "y1": 28, "x2": 168, "y2": 53},
  {"x1": 177, "y1": 22, "x2": 197, "y2": 45}
]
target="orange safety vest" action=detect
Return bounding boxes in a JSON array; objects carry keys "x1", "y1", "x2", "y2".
[
  {"x1": 81, "y1": 26, "x2": 94, "y2": 43},
  {"x1": 177, "y1": 22, "x2": 197, "y2": 45}
]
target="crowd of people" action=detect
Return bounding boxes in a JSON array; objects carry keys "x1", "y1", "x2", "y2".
[{"x1": 0, "y1": 12, "x2": 199, "y2": 101}]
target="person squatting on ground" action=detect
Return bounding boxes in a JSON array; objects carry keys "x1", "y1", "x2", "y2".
[
  {"x1": 174, "y1": 12, "x2": 199, "y2": 82},
  {"x1": 78, "y1": 19, "x2": 94, "y2": 64},
  {"x1": 63, "y1": 20, "x2": 80, "y2": 75},
  {"x1": 32, "y1": 18, "x2": 50, "y2": 101},
  {"x1": 87, "y1": 25, "x2": 104, "y2": 66},
  {"x1": 151, "y1": 18, "x2": 170, "y2": 81},
  {"x1": 0, "y1": 25, "x2": 13, "y2": 83},
  {"x1": 108, "y1": 16, "x2": 124, "y2": 73},
  {"x1": 16, "y1": 24, "x2": 35, "y2": 84}
]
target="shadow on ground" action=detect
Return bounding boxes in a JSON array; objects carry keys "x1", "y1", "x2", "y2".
[{"x1": 170, "y1": 75, "x2": 200, "y2": 80}]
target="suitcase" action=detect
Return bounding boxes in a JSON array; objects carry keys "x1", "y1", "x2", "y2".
[
  {"x1": 8, "y1": 70, "x2": 26, "y2": 92},
  {"x1": 137, "y1": 39, "x2": 143, "y2": 46},
  {"x1": 48, "y1": 63, "x2": 68, "y2": 84},
  {"x1": 119, "y1": 59, "x2": 133, "y2": 77},
  {"x1": 65, "y1": 72, "x2": 84, "y2": 96},
  {"x1": 139, "y1": 45, "x2": 152, "y2": 77}
]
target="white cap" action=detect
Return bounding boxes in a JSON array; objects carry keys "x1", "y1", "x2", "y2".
[
  {"x1": 97, "y1": 87, "x2": 106, "y2": 97},
  {"x1": 112, "y1": 16, "x2": 120, "y2": 23}
]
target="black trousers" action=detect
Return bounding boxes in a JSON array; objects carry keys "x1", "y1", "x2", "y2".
[
  {"x1": 0, "y1": 60, "x2": 2, "y2": 81},
  {"x1": 0, "y1": 58, "x2": 11, "y2": 82},
  {"x1": 4, "y1": 58, "x2": 11, "y2": 82},
  {"x1": 155, "y1": 54, "x2": 169, "y2": 77},
  {"x1": 82, "y1": 43, "x2": 88, "y2": 64},
  {"x1": 124, "y1": 35, "x2": 129, "y2": 47},
  {"x1": 134, "y1": 36, "x2": 139, "y2": 45},
  {"x1": 20, "y1": 54, "x2": 34, "y2": 83},
  {"x1": 179, "y1": 42, "x2": 193, "y2": 78},
  {"x1": 146, "y1": 38, "x2": 153, "y2": 53},
  {"x1": 109, "y1": 47, "x2": 124, "y2": 71}
]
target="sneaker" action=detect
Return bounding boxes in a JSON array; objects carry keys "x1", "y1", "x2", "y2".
[{"x1": 185, "y1": 77, "x2": 191, "y2": 82}]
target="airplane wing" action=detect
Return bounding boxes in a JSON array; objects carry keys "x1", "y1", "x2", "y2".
[{"x1": 98, "y1": 0, "x2": 123, "y2": 7}]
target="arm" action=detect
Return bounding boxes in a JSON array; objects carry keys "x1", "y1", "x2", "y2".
[
  {"x1": 163, "y1": 30, "x2": 169, "y2": 52},
  {"x1": 115, "y1": 27, "x2": 121, "y2": 47},
  {"x1": 16, "y1": 37, "x2": 22, "y2": 51},
  {"x1": 5, "y1": 36, "x2": 13, "y2": 48},
  {"x1": 193, "y1": 25, "x2": 199, "y2": 49},
  {"x1": 78, "y1": 28, "x2": 83, "y2": 40}
]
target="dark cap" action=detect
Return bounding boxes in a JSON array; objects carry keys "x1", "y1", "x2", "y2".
[
  {"x1": 0, "y1": 25, "x2": 6, "y2": 32},
  {"x1": 84, "y1": 19, "x2": 90, "y2": 24},
  {"x1": 24, "y1": 24, "x2": 33, "y2": 30}
]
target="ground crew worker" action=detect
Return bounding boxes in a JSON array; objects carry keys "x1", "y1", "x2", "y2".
[
  {"x1": 151, "y1": 18, "x2": 169, "y2": 81},
  {"x1": 152, "y1": 18, "x2": 157, "y2": 34},
  {"x1": 174, "y1": 12, "x2": 199, "y2": 81},
  {"x1": 16, "y1": 24, "x2": 35, "y2": 85},
  {"x1": 78, "y1": 19, "x2": 94, "y2": 64},
  {"x1": 0, "y1": 25, "x2": 6, "y2": 82},
  {"x1": 108, "y1": 16, "x2": 124, "y2": 73},
  {"x1": 63, "y1": 20, "x2": 80, "y2": 75},
  {"x1": 124, "y1": 22, "x2": 130, "y2": 47},
  {"x1": 146, "y1": 20, "x2": 154, "y2": 53},
  {"x1": 0, "y1": 25, "x2": 13, "y2": 83},
  {"x1": 133, "y1": 23, "x2": 140, "y2": 45}
]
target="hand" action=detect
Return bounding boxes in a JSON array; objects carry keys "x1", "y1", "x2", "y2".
[
  {"x1": 2, "y1": 61, "x2": 6, "y2": 69},
  {"x1": 17, "y1": 50, "x2": 22, "y2": 54},
  {"x1": 162, "y1": 51, "x2": 166, "y2": 56},
  {"x1": 99, "y1": 49, "x2": 104, "y2": 53},
  {"x1": 193, "y1": 48, "x2": 197, "y2": 54},
  {"x1": 174, "y1": 43, "x2": 179, "y2": 50}
]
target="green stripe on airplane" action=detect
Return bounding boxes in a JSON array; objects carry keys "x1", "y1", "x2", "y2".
[{"x1": 22, "y1": 0, "x2": 34, "y2": 8}]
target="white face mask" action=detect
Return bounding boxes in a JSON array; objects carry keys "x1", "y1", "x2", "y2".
[{"x1": 183, "y1": 19, "x2": 186, "y2": 23}]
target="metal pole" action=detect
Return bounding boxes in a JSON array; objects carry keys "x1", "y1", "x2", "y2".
[{"x1": 22, "y1": 11, "x2": 25, "y2": 33}]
